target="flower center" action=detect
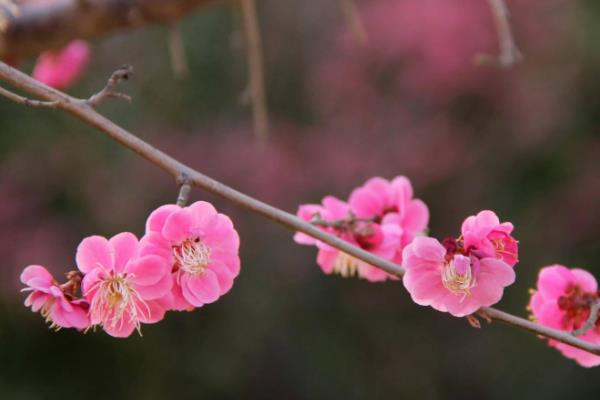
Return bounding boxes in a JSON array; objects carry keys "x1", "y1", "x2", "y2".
[
  {"x1": 89, "y1": 273, "x2": 147, "y2": 334},
  {"x1": 173, "y1": 238, "x2": 211, "y2": 276},
  {"x1": 332, "y1": 252, "x2": 361, "y2": 278},
  {"x1": 557, "y1": 284, "x2": 598, "y2": 330},
  {"x1": 442, "y1": 255, "x2": 476, "y2": 300}
]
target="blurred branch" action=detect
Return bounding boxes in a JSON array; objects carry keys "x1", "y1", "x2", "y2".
[
  {"x1": 0, "y1": 0, "x2": 217, "y2": 59},
  {"x1": 168, "y1": 24, "x2": 189, "y2": 80},
  {"x1": 340, "y1": 0, "x2": 367, "y2": 45},
  {"x1": 85, "y1": 64, "x2": 132, "y2": 107},
  {"x1": 176, "y1": 172, "x2": 192, "y2": 207},
  {"x1": 572, "y1": 300, "x2": 600, "y2": 337},
  {"x1": 1, "y1": 60, "x2": 600, "y2": 357},
  {"x1": 0, "y1": 85, "x2": 58, "y2": 107},
  {"x1": 475, "y1": 0, "x2": 522, "y2": 68},
  {"x1": 239, "y1": 0, "x2": 269, "y2": 140}
]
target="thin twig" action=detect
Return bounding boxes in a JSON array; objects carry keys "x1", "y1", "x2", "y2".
[
  {"x1": 572, "y1": 300, "x2": 600, "y2": 337},
  {"x1": 340, "y1": 0, "x2": 367, "y2": 45},
  {"x1": 85, "y1": 65, "x2": 132, "y2": 107},
  {"x1": 475, "y1": 0, "x2": 522, "y2": 68},
  {"x1": 239, "y1": 0, "x2": 269, "y2": 140},
  {"x1": 168, "y1": 24, "x2": 189, "y2": 80},
  {"x1": 0, "y1": 85, "x2": 58, "y2": 107},
  {"x1": 310, "y1": 214, "x2": 377, "y2": 229},
  {"x1": 1, "y1": 61, "x2": 599, "y2": 357},
  {"x1": 176, "y1": 172, "x2": 192, "y2": 207}
]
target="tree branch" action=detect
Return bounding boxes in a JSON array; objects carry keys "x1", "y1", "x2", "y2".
[
  {"x1": 572, "y1": 300, "x2": 600, "y2": 337},
  {"x1": 0, "y1": 84, "x2": 59, "y2": 107},
  {"x1": 239, "y1": 0, "x2": 268, "y2": 140},
  {"x1": 475, "y1": 0, "x2": 522, "y2": 68},
  {"x1": 1, "y1": 60, "x2": 599, "y2": 356},
  {"x1": 0, "y1": 0, "x2": 217, "y2": 59}
]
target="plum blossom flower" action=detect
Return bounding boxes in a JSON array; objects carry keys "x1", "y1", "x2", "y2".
[
  {"x1": 529, "y1": 265, "x2": 600, "y2": 367},
  {"x1": 141, "y1": 201, "x2": 241, "y2": 311},
  {"x1": 76, "y1": 232, "x2": 172, "y2": 338},
  {"x1": 295, "y1": 195, "x2": 402, "y2": 282},
  {"x1": 402, "y1": 231, "x2": 516, "y2": 317},
  {"x1": 32, "y1": 40, "x2": 91, "y2": 89},
  {"x1": 461, "y1": 210, "x2": 518, "y2": 266},
  {"x1": 348, "y1": 176, "x2": 429, "y2": 249},
  {"x1": 21, "y1": 265, "x2": 89, "y2": 330}
]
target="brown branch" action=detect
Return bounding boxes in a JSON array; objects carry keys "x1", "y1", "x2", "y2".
[
  {"x1": 475, "y1": 0, "x2": 522, "y2": 68},
  {"x1": 176, "y1": 172, "x2": 192, "y2": 207},
  {"x1": 340, "y1": 0, "x2": 367, "y2": 45},
  {"x1": 572, "y1": 300, "x2": 600, "y2": 337},
  {"x1": 239, "y1": 0, "x2": 269, "y2": 140},
  {"x1": 0, "y1": 0, "x2": 217, "y2": 59},
  {"x1": 84, "y1": 64, "x2": 132, "y2": 107},
  {"x1": 0, "y1": 85, "x2": 58, "y2": 107},
  {"x1": 168, "y1": 24, "x2": 189, "y2": 80},
  {"x1": 1, "y1": 61, "x2": 600, "y2": 357}
]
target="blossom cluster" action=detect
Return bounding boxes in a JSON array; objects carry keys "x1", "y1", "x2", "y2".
[
  {"x1": 296, "y1": 175, "x2": 600, "y2": 367},
  {"x1": 21, "y1": 201, "x2": 240, "y2": 338},
  {"x1": 20, "y1": 174, "x2": 600, "y2": 367},
  {"x1": 294, "y1": 176, "x2": 429, "y2": 281}
]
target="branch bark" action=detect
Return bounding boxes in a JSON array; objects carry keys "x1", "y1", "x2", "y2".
[
  {"x1": 1, "y1": 61, "x2": 599, "y2": 357},
  {"x1": 0, "y1": 0, "x2": 217, "y2": 59}
]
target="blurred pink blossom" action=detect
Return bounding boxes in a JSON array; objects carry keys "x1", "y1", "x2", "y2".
[
  {"x1": 295, "y1": 176, "x2": 428, "y2": 281},
  {"x1": 529, "y1": 265, "x2": 600, "y2": 368},
  {"x1": 32, "y1": 40, "x2": 91, "y2": 89},
  {"x1": 461, "y1": 210, "x2": 518, "y2": 267}
]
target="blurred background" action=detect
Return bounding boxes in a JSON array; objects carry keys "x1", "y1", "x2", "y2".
[{"x1": 1, "y1": 0, "x2": 600, "y2": 398}]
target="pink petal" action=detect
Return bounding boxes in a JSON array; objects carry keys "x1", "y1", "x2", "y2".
[
  {"x1": 188, "y1": 201, "x2": 218, "y2": 230},
  {"x1": 127, "y1": 255, "x2": 169, "y2": 287},
  {"x1": 162, "y1": 208, "x2": 195, "y2": 243},
  {"x1": 571, "y1": 268, "x2": 598, "y2": 293},
  {"x1": 316, "y1": 248, "x2": 339, "y2": 274},
  {"x1": 76, "y1": 235, "x2": 113, "y2": 273},
  {"x1": 348, "y1": 186, "x2": 385, "y2": 218},
  {"x1": 410, "y1": 237, "x2": 446, "y2": 262},
  {"x1": 135, "y1": 272, "x2": 173, "y2": 301},
  {"x1": 138, "y1": 300, "x2": 166, "y2": 324},
  {"x1": 109, "y1": 232, "x2": 139, "y2": 274},
  {"x1": 537, "y1": 265, "x2": 572, "y2": 299},
  {"x1": 146, "y1": 204, "x2": 180, "y2": 233},
  {"x1": 102, "y1": 311, "x2": 137, "y2": 338},
  {"x1": 181, "y1": 269, "x2": 221, "y2": 306},
  {"x1": 20, "y1": 265, "x2": 53, "y2": 286},
  {"x1": 402, "y1": 199, "x2": 429, "y2": 234}
]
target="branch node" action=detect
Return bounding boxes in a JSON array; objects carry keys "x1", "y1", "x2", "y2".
[
  {"x1": 475, "y1": 0, "x2": 522, "y2": 69},
  {"x1": 572, "y1": 300, "x2": 600, "y2": 337},
  {"x1": 84, "y1": 64, "x2": 133, "y2": 108},
  {"x1": 176, "y1": 172, "x2": 192, "y2": 207}
]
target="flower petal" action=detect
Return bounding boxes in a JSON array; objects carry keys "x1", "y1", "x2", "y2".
[{"x1": 76, "y1": 235, "x2": 113, "y2": 273}]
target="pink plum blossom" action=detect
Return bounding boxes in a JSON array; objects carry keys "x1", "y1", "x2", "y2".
[
  {"x1": 529, "y1": 265, "x2": 600, "y2": 367},
  {"x1": 402, "y1": 236, "x2": 515, "y2": 317},
  {"x1": 348, "y1": 176, "x2": 429, "y2": 249},
  {"x1": 32, "y1": 40, "x2": 91, "y2": 89},
  {"x1": 141, "y1": 201, "x2": 241, "y2": 311},
  {"x1": 461, "y1": 210, "x2": 518, "y2": 267},
  {"x1": 295, "y1": 195, "x2": 402, "y2": 282},
  {"x1": 76, "y1": 232, "x2": 172, "y2": 338},
  {"x1": 21, "y1": 265, "x2": 89, "y2": 330}
]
